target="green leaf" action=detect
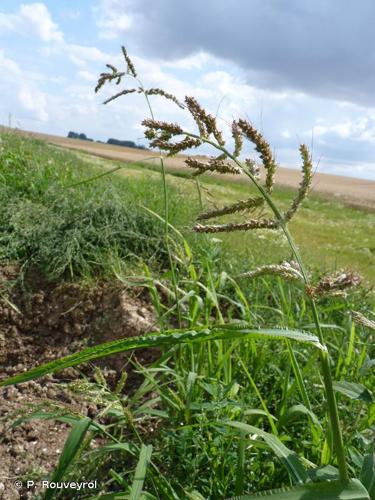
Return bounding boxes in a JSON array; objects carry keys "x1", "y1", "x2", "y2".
[
  {"x1": 234, "y1": 479, "x2": 369, "y2": 499},
  {"x1": 0, "y1": 325, "x2": 324, "y2": 386},
  {"x1": 222, "y1": 420, "x2": 308, "y2": 484},
  {"x1": 361, "y1": 451, "x2": 375, "y2": 499},
  {"x1": 307, "y1": 464, "x2": 339, "y2": 482},
  {"x1": 130, "y1": 444, "x2": 153, "y2": 500},
  {"x1": 333, "y1": 381, "x2": 373, "y2": 403},
  {"x1": 44, "y1": 417, "x2": 92, "y2": 500},
  {"x1": 279, "y1": 404, "x2": 321, "y2": 428}
]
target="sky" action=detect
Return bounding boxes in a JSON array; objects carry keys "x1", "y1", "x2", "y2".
[{"x1": 1, "y1": 0, "x2": 375, "y2": 180}]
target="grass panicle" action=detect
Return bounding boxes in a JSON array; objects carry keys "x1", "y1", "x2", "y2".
[
  {"x1": 239, "y1": 261, "x2": 304, "y2": 283},
  {"x1": 237, "y1": 118, "x2": 277, "y2": 194},
  {"x1": 284, "y1": 144, "x2": 313, "y2": 221},
  {"x1": 196, "y1": 196, "x2": 264, "y2": 221},
  {"x1": 308, "y1": 271, "x2": 362, "y2": 298}
]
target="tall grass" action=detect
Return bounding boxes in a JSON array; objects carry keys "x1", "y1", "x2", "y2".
[{"x1": 0, "y1": 49, "x2": 374, "y2": 499}]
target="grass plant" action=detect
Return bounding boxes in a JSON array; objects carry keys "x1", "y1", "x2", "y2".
[{"x1": 0, "y1": 48, "x2": 374, "y2": 499}]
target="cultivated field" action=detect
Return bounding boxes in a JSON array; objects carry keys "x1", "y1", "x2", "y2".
[{"x1": 8, "y1": 127, "x2": 375, "y2": 211}]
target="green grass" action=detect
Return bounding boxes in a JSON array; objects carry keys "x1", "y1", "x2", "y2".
[
  {"x1": 70, "y1": 146, "x2": 375, "y2": 285},
  {"x1": 1, "y1": 132, "x2": 374, "y2": 499},
  {"x1": 0, "y1": 133, "x2": 207, "y2": 280}
]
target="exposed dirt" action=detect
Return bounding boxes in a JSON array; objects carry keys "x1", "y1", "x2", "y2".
[
  {"x1": 8, "y1": 127, "x2": 375, "y2": 212},
  {"x1": 0, "y1": 265, "x2": 158, "y2": 499}
]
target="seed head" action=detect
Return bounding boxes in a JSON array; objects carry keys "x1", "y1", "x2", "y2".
[
  {"x1": 308, "y1": 271, "x2": 361, "y2": 298},
  {"x1": 185, "y1": 96, "x2": 225, "y2": 145},
  {"x1": 144, "y1": 88, "x2": 184, "y2": 109},
  {"x1": 352, "y1": 311, "x2": 375, "y2": 330},
  {"x1": 239, "y1": 261, "x2": 304, "y2": 282},
  {"x1": 103, "y1": 88, "x2": 137, "y2": 105},
  {"x1": 121, "y1": 46, "x2": 137, "y2": 77},
  {"x1": 237, "y1": 119, "x2": 276, "y2": 193},
  {"x1": 197, "y1": 196, "x2": 264, "y2": 221},
  {"x1": 194, "y1": 218, "x2": 279, "y2": 233},
  {"x1": 232, "y1": 121, "x2": 243, "y2": 158},
  {"x1": 284, "y1": 144, "x2": 313, "y2": 221},
  {"x1": 185, "y1": 156, "x2": 241, "y2": 176},
  {"x1": 245, "y1": 158, "x2": 261, "y2": 180}
]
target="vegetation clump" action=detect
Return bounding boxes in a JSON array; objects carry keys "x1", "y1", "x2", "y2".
[{"x1": 0, "y1": 47, "x2": 373, "y2": 499}]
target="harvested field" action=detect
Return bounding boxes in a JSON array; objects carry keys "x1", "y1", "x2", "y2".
[{"x1": 6, "y1": 127, "x2": 375, "y2": 212}]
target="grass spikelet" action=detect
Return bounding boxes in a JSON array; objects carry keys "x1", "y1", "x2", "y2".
[
  {"x1": 232, "y1": 121, "x2": 243, "y2": 158},
  {"x1": 185, "y1": 156, "x2": 241, "y2": 176},
  {"x1": 144, "y1": 88, "x2": 185, "y2": 109},
  {"x1": 237, "y1": 119, "x2": 276, "y2": 193},
  {"x1": 95, "y1": 67, "x2": 125, "y2": 93},
  {"x1": 121, "y1": 45, "x2": 137, "y2": 77},
  {"x1": 185, "y1": 96, "x2": 225, "y2": 145},
  {"x1": 284, "y1": 144, "x2": 313, "y2": 221},
  {"x1": 103, "y1": 88, "x2": 137, "y2": 105},
  {"x1": 197, "y1": 196, "x2": 264, "y2": 221},
  {"x1": 142, "y1": 119, "x2": 184, "y2": 138},
  {"x1": 308, "y1": 271, "x2": 362, "y2": 297},
  {"x1": 194, "y1": 218, "x2": 279, "y2": 233},
  {"x1": 239, "y1": 261, "x2": 304, "y2": 282},
  {"x1": 352, "y1": 311, "x2": 375, "y2": 330},
  {"x1": 245, "y1": 158, "x2": 261, "y2": 179}
]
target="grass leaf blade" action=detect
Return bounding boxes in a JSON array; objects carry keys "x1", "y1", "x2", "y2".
[
  {"x1": 44, "y1": 417, "x2": 92, "y2": 500},
  {"x1": 233, "y1": 479, "x2": 370, "y2": 499},
  {"x1": 0, "y1": 326, "x2": 324, "y2": 387}
]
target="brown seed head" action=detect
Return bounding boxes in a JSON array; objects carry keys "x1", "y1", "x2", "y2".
[
  {"x1": 197, "y1": 196, "x2": 264, "y2": 221},
  {"x1": 239, "y1": 261, "x2": 304, "y2": 282},
  {"x1": 284, "y1": 144, "x2": 313, "y2": 221},
  {"x1": 144, "y1": 88, "x2": 185, "y2": 109},
  {"x1": 308, "y1": 271, "x2": 361, "y2": 298},
  {"x1": 121, "y1": 46, "x2": 137, "y2": 77},
  {"x1": 232, "y1": 121, "x2": 243, "y2": 158},
  {"x1": 185, "y1": 156, "x2": 241, "y2": 176},
  {"x1": 238, "y1": 119, "x2": 276, "y2": 193},
  {"x1": 194, "y1": 218, "x2": 279, "y2": 233}
]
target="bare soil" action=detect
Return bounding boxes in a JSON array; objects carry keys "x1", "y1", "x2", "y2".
[
  {"x1": 9, "y1": 127, "x2": 375, "y2": 212},
  {"x1": 0, "y1": 265, "x2": 158, "y2": 499}
]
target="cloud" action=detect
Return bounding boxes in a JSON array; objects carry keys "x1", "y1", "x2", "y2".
[
  {"x1": 0, "y1": 3, "x2": 109, "y2": 67},
  {"x1": 18, "y1": 86, "x2": 48, "y2": 122},
  {"x1": 0, "y1": 2, "x2": 63, "y2": 43},
  {"x1": 95, "y1": 0, "x2": 375, "y2": 107},
  {"x1": 19, "y1": 3, "x2": 63, "y2": 43}
]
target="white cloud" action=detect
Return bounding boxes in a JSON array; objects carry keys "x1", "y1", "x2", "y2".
[
  {"x1": 66, "y1": 44, "x2": 110, "y2": 67},
  {"x1": 0, "y1": 2, "x2": 63, "y2": 43},
  {"x1": 19, "y1": 3, "x2": 63, "y2": 43},
  {"x1": 0, "y1": 49, "x2": 21, "y2": 75},
  {"x1": 97, "y1": 12, "x2": 133, "y2": 39},
  {"x1": 18, "y1": 86, "x2": 48, "y2": 122},
  {"x1": 78, "y1": 70, "x2": 98, "y2": 82}
]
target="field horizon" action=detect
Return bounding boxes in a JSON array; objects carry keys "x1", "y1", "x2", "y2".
[{"x1": 3, "y1": 125, "x2": 374, "y2": 212}]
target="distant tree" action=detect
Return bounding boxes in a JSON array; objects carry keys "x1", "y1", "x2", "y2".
[
  {"x1": 67, "y1": 131, "x2": 93, "y2": 141},
  {"x1": 107, "y1": 138, "x2": 146, "y2": 149}
]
